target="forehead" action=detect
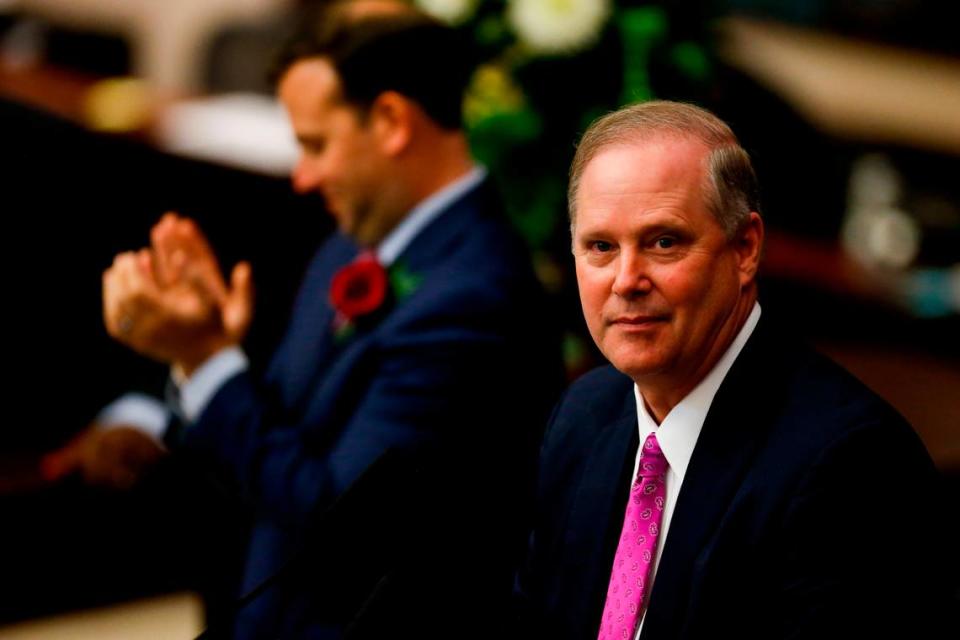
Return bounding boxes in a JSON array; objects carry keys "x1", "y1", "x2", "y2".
[
  {"x1": 577, "y1": 135, "x2": 711, "y2": 213},
  {"x1": 278, "y1": 58, "x2": 347, "y2": 127}
]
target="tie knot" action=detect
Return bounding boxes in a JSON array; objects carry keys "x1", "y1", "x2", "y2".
[{"x1": 638, "y1": 433, "x2": 667, "y2": 477}]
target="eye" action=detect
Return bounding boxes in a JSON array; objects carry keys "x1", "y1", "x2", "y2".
[
  {"x1": 300, "y1": 138, "x2": 326, "y2": 155},
  {"x1": 656, "y1": 236, "x2": 676, "y2": 249},
  {"x1": 593, "y1": 240, "x2": 613, "y2": 252}
]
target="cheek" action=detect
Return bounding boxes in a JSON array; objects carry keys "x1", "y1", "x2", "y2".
[
  {"x1": 659, "y1": 258, "x2": 738, "y2": 329},
  {"x1": 651, "y1": 265, "x2": 702, "y2": 309},
  {"x1": 576, "y1": 270, "x2": 611, "y2": 346},
  {"x1": 575, "y1": 263, "x2": 609, "y2": 316},
  {"x1": 653, "y1": 250, "x2": 733, "y2": 304}
]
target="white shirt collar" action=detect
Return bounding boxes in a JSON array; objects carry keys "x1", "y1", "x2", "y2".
[
  {"x1": 634, "y1": 302, "x2": 761, "y2": 479},
  {"x1": 375, "y1": 166, "x2": 487, "y2": 267}
]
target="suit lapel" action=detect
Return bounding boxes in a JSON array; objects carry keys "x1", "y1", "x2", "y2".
[
  {"x1": 392, "y1": 179, "x2": 493, "y2": 274},
  {"x1": 640, "y1": 320, "x2": 784, "y2": 638},
  {"x1": 560, "y1": 390, "x2": 639, "y2": 639},
  {"x1": 267, "y1": 234, "x2": 358, "y2": 409}
]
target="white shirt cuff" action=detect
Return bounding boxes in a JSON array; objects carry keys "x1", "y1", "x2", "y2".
[
  {"x1": 96, "y1": 393, "x2": 172, "y2": 441},
  {"x1": 176, "y1": 346, "x2": 249, "y2": 423}
]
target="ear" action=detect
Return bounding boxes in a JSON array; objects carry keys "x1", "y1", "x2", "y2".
[
  {"x1": 735, "y1": 211, "x2": 764, "y2": 287},
  {"x1": 369, "y1": 90, "x2": 413, "y2": 157}
]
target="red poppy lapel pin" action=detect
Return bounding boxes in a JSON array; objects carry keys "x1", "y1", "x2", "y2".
[
  {"x1": 329, "y1": 251, "x2": 424, "y2": 342},
  {"x1": 329, "y1": 251, "x2": 389, "y2": 342}
]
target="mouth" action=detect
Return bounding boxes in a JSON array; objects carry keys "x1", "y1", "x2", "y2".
[{"x1": 608, "y1": 315, "x2": 668, "y2": 329}]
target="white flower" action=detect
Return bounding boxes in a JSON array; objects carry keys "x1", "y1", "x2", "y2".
[
  {"x1": 415, "y1": 0, "x2": 479, "y2": 26},
  {"x1": 507, "y1": 0, "x2": 612, "y2": 55}
]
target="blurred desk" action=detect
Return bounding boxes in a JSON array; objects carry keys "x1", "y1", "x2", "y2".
[
  {"x1": 0, "y1": 62, "x2": 296, "y2": 175},
  {"x1": 0, "y1": 63, "x2": 94, "y2": 124},
  {"x1": 718, "y1": 16, "x2": 960, "y2": 156},
  {"x1": 14, "y1": 0, "x2": 291, "y2": 92},
  {"x1": 0, "y1": 593, "x2": 203, "y2": 639}
]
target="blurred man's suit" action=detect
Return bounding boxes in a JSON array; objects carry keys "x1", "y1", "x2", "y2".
[
  {"x1": 183, "y1": 177, "x2": 560, "y2": 638},
  {"x1": 516, "y1": 316, "x2": 949, "y2": 639}
]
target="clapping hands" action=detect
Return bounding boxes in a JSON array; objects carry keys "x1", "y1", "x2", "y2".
[{"x1": 102, "y1": 213, "x2": 254, "y2": 376}]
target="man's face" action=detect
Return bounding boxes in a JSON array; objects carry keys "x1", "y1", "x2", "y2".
[
  {"x1": 279, "y1": 58, "x2": 390, "y2": 244},
  {"x1": 573, "y1": 135, "x2": 757, "y2": 393}
]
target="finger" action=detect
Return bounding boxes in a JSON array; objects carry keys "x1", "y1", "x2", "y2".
[
  {"x1": 103, "y1": 255, "x2": 138, "y2": 315},
  {"x1": 103, "y1": 277, "x2": 122, "y2": 337},
  {"x1": 136, "y1": 248, "x2": 153, "y2": 275},
  {"x1": 103, "y1": 251, "x2": 161, "y2": 338},
  {"x1": 174, "y1": 217, "x2": 216, "y2": 259},
  {"x1": 156, "y1": 217, "x2": 229, "y2": 305},
  {"x1": 103, "y1": 253, "x2": 138, "y2": 335},
  {"x1": 39, "y1": 445, "x2": 82, "y2": 482},
  {"x1": 152, "y1": 212, "x2": 187, "y2": 286},
  {"x1": 112, "y1": 250, "x2": 155, "y2": 307},
  {"x1": 223, "y1": 261, "x2": 255, "y2": 341},
  {"x1": 131, "y1": 249, "x2": 161, "y2": 298},
  {"x1": 174, "y1": 218, "x2": 219, "y2": 268},
  {"x1": 39, "y1": 429, "x2": 94, "y2": 482}
]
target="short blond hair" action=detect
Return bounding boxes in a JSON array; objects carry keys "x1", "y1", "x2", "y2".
[{"x1": 568, "y1": 101, "x2": 760, "y2": 237}]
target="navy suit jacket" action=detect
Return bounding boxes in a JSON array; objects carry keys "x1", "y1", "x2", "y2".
[
  {"x1": 517, "y1": 318, "x2": 951, "y2": 639},
  {"x1": 181, "y1": 182, "x2": 561, "y2": 638}
]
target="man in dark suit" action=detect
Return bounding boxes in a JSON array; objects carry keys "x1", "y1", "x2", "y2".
[
  {"x1": 100, "y1": 6, "x2": 560, "y2": 638},
  {"x1": 515, "y1": 101, "x2": 951, "y2": 639}
]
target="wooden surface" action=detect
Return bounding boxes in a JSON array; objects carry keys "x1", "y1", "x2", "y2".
[
  {"x1": 0, "y1": 593, "x2": 203, "y2": 639},
  {"x1": 15, "y1": 0, "x2": 291, "y2": 91},
  {"x1": 718, "y1": 16, "x2": 960, "y2": 156},
  {"x1": 0, "y1": 63, "x2": 95, "y2": 124}
]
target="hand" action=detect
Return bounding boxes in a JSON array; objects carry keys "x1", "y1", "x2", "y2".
[
  {"x1": 40, "y1": 425, "x2": 166, "y2": 490},
  {"x1": 151, "y1": 213, "x2": 254, "y2": 345},
  {"x1": 103, "y1": 213, "x2": 254, "y2": 375},
  {"x1": 103, "y1": 247, "x2": 228, "y2": 370}
]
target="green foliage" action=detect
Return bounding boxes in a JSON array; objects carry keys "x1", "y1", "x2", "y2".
[{"x1": 452, "y1": 1, "x2": 716, "y2": 253}]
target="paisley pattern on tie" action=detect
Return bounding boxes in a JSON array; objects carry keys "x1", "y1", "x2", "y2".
[{"x1": 597, "y1": 433, "x2": 668, "y2": 640}]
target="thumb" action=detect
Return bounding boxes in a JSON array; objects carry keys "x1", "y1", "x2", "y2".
[
  {"x1": 222, "y1": 261, "x2": 254, "y2": 342},
  {"x1": 40, "y1": 432, "x2": 89, "y2": 482}
]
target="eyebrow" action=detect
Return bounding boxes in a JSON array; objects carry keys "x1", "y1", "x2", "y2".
[
  {"x1": 295, "y1": 132, "x2": 326, "y2": 145},
  {"x1": 574, "y1": 219, "x2": 689, "y2": 237}
]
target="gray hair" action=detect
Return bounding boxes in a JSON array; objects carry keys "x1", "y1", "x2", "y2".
[{"x1": 568, "y1": 100, "x2": 760, "y2": 237}]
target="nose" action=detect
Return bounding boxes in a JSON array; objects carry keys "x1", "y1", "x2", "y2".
[
  {"x1": 291, "y1": 155, "x2": 323, "y2": 194},
  {"x1": 611, "y1": 250, "x2": 653, "y2": 299}
]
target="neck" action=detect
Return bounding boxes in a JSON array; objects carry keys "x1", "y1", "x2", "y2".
[
  {"x1": 358, "y1": 132, "x2": 474, "y2": 247},
  {"x1": 404, "y1": 131, "x2": 475, "y2": 204}
]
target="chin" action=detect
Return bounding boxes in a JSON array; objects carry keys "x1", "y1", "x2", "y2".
[
  {"x1": 605, "y1": 353, "x2": 669, "y2": 382},
  {"x1": 607, "y1": 340, "x2": 674, "y2": 376},
  {"x1": 599, "y1": 337, "x2": 664, "y2": 376}
]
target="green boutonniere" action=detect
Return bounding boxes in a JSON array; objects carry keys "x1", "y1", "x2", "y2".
[{"x1": 389, "y1": 259, "x2": 423, "y2": 302}]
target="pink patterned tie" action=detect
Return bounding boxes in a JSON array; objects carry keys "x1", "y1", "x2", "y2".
[{"x1": 597, "y1": 433, "x2": 668, "y2": 640}]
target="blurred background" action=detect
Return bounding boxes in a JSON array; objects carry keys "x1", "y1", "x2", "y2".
[{"x1": 0, "y1": 0, "x2": 957, "y2": 636}]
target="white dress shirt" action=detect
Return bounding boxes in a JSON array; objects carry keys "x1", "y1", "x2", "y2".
[{"x1": 631, "y1": 302, "x2": 761, "y2": 638}]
